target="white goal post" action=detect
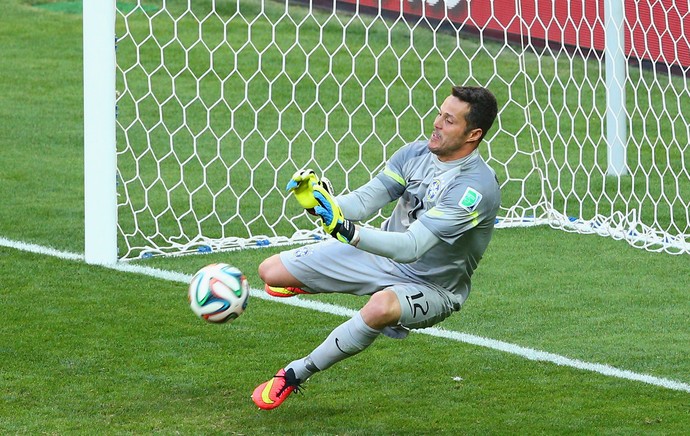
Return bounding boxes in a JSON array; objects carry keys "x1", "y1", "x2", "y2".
[
  {"x1": 84, "y1": 0, "x2": 117, "y2": 264},
  {"x1": 84, "y1": 0, "x2": 690, "y2": 263}
]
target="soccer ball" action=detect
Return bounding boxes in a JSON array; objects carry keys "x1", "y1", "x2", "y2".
[{"x1": 188, "y1": 263, "x2": 249, "y2": 323}]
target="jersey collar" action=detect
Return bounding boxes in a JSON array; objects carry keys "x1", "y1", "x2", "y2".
[{"x1": 433, "y1": 149, "x2": 480, "y2": 171}]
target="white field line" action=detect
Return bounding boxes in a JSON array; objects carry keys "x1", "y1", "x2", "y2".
[{"x1": 2, "y1": 236, "x2": 689, "y2": 394}]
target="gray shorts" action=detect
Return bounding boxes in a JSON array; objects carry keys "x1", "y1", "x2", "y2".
[{"x1": 280, "y1": 240, "x2": 461, "y2": 329}]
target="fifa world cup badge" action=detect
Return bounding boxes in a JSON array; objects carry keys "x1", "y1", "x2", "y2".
[{"x1": 459, "y1": 187, "x2": 482, "y2": 212}]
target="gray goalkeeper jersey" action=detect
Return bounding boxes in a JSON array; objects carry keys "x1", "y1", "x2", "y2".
[{"x1": 340, "y1": 140, "x2": 500, "y2": 301}]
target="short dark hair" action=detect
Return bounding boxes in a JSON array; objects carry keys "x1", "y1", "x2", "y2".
[{"x1": 451, "y1": 86, "x2": 498, "y2": 142}]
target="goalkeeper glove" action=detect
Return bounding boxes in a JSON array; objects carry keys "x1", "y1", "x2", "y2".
[
  {"x1": 286, "y1": 168, "x2": 334, "y2": 214},
  {"x1": 312, "y1": 184, "x2": 359, "y2": 245}
]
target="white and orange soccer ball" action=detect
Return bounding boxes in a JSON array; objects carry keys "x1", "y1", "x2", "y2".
[{"x1": 188, "y1": 263, "x2": 249, "y2": 323}]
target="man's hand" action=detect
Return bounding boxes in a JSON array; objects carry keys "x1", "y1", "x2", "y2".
[
  {"x1": 286, "y1": 169, "x2": 335, "y2": 215},
  {"x1": 312, "y1": 184, "x2": 359, "y2": 244},
  {"x1": 285, "y1": 168, "x2": 320, "y2": 210}
]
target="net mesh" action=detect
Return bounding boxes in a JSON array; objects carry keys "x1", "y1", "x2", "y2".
[{"x1": 115, "y1": 0, "x2": 690, "y2": 259}]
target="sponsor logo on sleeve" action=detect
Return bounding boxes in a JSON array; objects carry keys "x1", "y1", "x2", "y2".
[{"x1": 459, "y1": 187, "x2": 482, "y2": 212}]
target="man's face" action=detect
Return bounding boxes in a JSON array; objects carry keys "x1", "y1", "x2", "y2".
[{"x1": 428, "y1": 95, "x2": 481, "y2": 161}]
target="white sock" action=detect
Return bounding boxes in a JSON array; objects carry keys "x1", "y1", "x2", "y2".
[{"x1": 286, "y1": 312, "x2": 380, "y2": 381}]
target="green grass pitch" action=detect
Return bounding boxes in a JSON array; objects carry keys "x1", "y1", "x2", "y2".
[{"x1": 1, "y1": 0, "x2": 689, "y2": 434}]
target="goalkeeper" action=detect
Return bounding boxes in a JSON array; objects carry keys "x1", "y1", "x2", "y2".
[{"x1": 252, "y1": 86, "x2": 500, "y2": 410}]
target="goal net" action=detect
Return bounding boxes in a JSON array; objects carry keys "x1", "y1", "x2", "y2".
[{"x1": 112, "y1": 0, "x2": 690, "y2": 259}]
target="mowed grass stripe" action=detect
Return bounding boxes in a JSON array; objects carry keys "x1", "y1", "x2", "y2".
[{"x1": 2, "y1": 235, "x2": 688, "y2": 394}]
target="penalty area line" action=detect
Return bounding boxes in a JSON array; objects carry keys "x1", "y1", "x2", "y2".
[{"x1": 1, "y1": 236, "x2": 689, "y2": 394}]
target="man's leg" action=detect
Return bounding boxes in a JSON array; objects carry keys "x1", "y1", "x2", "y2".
[
  {"x1": 288, "y1": 289, "x2": 401, "y2": 377},
  {"x1": 252, "y1": 290, "x2": 402, "y2": 409},
  {"x1": 258, "y1": 253, "x2": 304, "y2": 288},
  {"x1": 258, "y1": 254, "x2": 313, "y2": 297}
]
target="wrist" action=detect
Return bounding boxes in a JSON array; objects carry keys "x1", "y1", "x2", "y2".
[
  {"x1": 350, "y1": 225, "x2": 360, "y2": 246},
  {"x1": 331, "y1": 219, "x2": 359, "y2": 245}
]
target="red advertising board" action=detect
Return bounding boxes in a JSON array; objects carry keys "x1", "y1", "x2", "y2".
[{"x1": 333, "y1": 0, "x2": 690, "y2": 69}]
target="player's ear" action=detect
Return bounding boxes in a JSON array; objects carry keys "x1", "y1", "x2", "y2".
[{"x1": 467, "y1": 127, "x2": 483, "y2": 142}]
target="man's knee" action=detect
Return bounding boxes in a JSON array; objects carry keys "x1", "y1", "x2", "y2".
[
  {"x1": 258, "y1": 254, "x2": 303, "y2": 289},
  {"x1": 258, "y1": 255, "x2": 281, "y2": 284},
  {"x1": 360, "y1": 290, "x2": 402, "y2": 329}
]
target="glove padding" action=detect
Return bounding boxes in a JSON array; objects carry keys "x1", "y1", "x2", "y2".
[
  {"x1": 285, "y1": 169, "x2": 335, "y2": 216},
  {"x1": 286, "y1": 168, "x2": 320, "y2": 210},
  {"x1": 312, "y1": 184, "x2": 359, "y2": 244}
]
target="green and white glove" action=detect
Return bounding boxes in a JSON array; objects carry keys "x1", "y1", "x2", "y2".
[
  {"x1": 312, "y1": 184, "x2": 359, "y2": 245},
  {"x1": 285, "y1": 168, "x2": 334, "y2": 214}
]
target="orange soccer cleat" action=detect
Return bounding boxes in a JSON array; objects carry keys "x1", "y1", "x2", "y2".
[
  {"x1": 264, "y1": 284, "x2": 311, "y2": 298},
  {"x1": 252, "y1": 368, "x2": 303, "y2": 410}
]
